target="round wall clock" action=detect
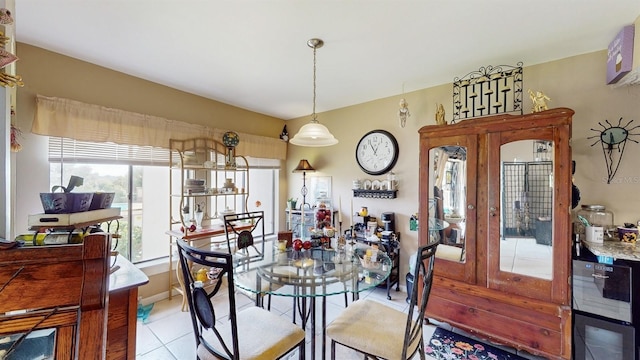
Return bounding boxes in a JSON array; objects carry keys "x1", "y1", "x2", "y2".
[{"x1": 355, "y1": 129, "x2": 399, "y2": 175}]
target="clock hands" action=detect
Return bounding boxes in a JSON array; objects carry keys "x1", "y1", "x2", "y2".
[{"x1": 368, "y1": 139, "x2": 379, "y2": 155}]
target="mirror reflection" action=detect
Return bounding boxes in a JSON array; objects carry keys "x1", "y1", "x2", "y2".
[
  {"x1": 500, "y1": 140, "x2": 553, "y2": 280},
  {"x1": 431, "y1": 146, "x2": 466, "y2": 262}
]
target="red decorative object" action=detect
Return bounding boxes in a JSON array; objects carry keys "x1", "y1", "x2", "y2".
[
  {"x1": 10, "y1": 124, "x2": 21, "y2": 152},
  {"x1": 315, "y1": 205, "x2": 332, "y2": 229}
]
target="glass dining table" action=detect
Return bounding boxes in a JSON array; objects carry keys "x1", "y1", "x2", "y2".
[{"x1": 233, "y1": 241, "x2": 392, "y2": 360}]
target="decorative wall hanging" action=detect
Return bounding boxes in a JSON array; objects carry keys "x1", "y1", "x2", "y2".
[
  {"x1": 0, "y1": 8, "x2": 13, "y2": 25},
  {"x1": 452, "y1": 62, "x2": 523, "y2": 122},
  {"x1": 589, "y1": 117, "x2": 640, "y2": 184},
  {"x1": 0, "y1": 31, "x2": 10, "y2": 46},
  {"x1": 435, "y1": 103, "x2": 447, "y2": 125},
  {"x1": 528, "y1": 89, "x2": 551, "y2": 112},
  {"x1": 398, "y1": 98, "x2": 410, "y2": 127},
  {"x1": 0, "y1": 70, "x2": 23, "y2": 87},
  {"x1": 10, "y1": 124, "x2": 21, "y2": 152},
  {"x1": 0, "y1": 48, "x2": 17, "y2": 69},
  {"x1": 606, "y1": 25, "x2": 634, "y2": 84}
]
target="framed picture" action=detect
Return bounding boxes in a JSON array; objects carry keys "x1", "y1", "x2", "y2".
[{"x1": 308, "y1": 176, "x2": 332, "y2": 208}]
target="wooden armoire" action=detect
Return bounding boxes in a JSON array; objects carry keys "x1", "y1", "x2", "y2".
[{"x1": 419, "y1": 108, "x2": 573, "y2": 359}]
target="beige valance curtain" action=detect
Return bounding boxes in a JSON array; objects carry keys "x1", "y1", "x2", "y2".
[{"x1": 32, "y1": 95, "x2": 287, "y2": 160}]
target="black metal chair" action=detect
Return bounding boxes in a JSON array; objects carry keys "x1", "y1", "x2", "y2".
[
  {"x1": 223, "y1": 211, "x2": 266, "y2": 265},
  {"x1": 326, "y1": 242, "x2": 438, "y2": 360},
  {"x1": 223, "y1": 210, "x2": 279, "y2": 309},
  {"x1": 176, "y1": 239, "x2": 306, "y2": 360}
]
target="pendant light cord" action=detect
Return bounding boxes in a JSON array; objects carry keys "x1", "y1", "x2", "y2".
[{"x1": 311, "y1": 45, "x2": 318, "y2": 123}]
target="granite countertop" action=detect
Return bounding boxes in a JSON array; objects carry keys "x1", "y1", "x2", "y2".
[
  {"x1": 581, "y1": 240, "x2": 640, "y2": 262},
  {"x1": 109, "y1": 255, "x2": 149, "y2": 292}
]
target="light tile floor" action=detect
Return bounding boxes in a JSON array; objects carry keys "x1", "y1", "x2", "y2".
[
  {"x1": 500, "y1": 237, "x2": 553, "y2": 280},
  {"x1": 135, "y1": 284, "x2": 545, "y2": 359},
  {"x1": 135, "y1": 286, "x2": 441, "y2": 359}
]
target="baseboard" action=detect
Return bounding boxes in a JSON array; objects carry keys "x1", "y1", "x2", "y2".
[{"x1": 139, "y1": 289, "x2": 179, "y2": 306}]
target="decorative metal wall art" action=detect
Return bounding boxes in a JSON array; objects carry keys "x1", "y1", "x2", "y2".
[
  {"x1": 588, "y1": 117, "x2": 640, "y2": 184},
  {"x1": 452, "y1": 62, "x2": 523, "y2": 122}
]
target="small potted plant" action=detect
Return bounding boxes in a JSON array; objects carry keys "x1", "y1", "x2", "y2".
[{"x1": 288, "y1": 197, "x2": 298, "y2": 210}]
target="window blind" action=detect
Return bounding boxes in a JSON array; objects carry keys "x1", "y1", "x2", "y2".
[
  {"x1": 49, "y1": 137, "x2": 281, "y2": 169},
  {"x1": 49, "y1": 137, "x2": 171, "y2": 166}
]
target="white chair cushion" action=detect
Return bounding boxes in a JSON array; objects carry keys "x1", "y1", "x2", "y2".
[
  {"x1": 197, "y1": 306, "x2": 305, "y2": 360},
  {"x1": 435, "y1": 244, "x2": 463, "y2": 261},
  {"x1": 326, "y1": 299, "x2": 421, "y2": 360}
]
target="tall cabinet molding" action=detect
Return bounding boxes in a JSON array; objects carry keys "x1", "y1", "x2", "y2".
[
  {"x1": 419, "y1": 108, "x2": 573, "y2": 360},
  {"x1": 0, "y1": 0, "x2": 15, "y2": 241}
]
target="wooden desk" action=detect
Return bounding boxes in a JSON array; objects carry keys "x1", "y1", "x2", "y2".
[
  {"x1": 0, "y1": 234, "x2": 110, "y2": 359},
  {"x1": 106, "y1": 255, "x2": 149, "y2": 360}
]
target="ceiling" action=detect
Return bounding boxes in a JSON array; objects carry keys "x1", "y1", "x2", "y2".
[{"x1": 15, "y1": 1, "x2": 640, "y2": 120}]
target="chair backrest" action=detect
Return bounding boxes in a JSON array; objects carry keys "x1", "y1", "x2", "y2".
[
  {"x1": 176, "y1": 239, "x2": 240, "y2": 359},
  {"x1": 223, "y1": 211, "x2": 265, "y2": 263},
  {"x1": 403, "y1": 242, "x2": 438, "y2": 359}
]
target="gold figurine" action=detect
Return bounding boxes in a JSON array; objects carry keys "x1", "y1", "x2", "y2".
[
  {"x1": 435, "y1": 103, "x2": 447, "y2": 125},
  {"x1": 528, "y1": 89, "x2": 551, "y2": 113}
]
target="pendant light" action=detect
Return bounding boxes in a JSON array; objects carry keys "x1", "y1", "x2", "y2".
[{"x1": 289, "y1": 38, "x2": 338, "y2": 147}]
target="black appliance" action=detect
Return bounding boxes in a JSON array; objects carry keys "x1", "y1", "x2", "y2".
[
  {"x1": 574, "y1": 312, "x2": 635, "y2": 360},
  {"x1": 573, "y1": 250, "x2": 637, "y2": 359},
  {"x1": 573, "y1": 259, "x2": 632, "y2": 322},
  {"x1": 381, "y1": 212, "x2": 395, "y2": 232}
]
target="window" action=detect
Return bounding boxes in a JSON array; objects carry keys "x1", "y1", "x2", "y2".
[{"x1": 49, "y1": 137, "x2": 279, "y2": 264}]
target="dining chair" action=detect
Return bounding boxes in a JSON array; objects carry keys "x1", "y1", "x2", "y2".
[
  {"x1": 223, "y1": 210, "x2": 274, "y2": 308},
  {"x1": 223, "y1": 211, "x2": 266, "y2": 264},
  {"x1": 326, "y1": 242, "x2": 438, "y2": 360},
  {"x1": 176, "y1": 239, "x2": 306, "y2": 360}
]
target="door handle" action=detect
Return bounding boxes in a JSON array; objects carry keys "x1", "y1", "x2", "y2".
[{"x1": 490, "y1": 206, "x2": 497, "y2": 216}]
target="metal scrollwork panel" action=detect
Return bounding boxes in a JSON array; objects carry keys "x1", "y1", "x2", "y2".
[{"x1": 453, "y1": 62, "x2": 523, "y2": 122}]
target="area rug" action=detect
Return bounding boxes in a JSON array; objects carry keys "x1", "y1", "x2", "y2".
[{"x1": 426, "y1": 327, "x2": 527, "y2": 360}]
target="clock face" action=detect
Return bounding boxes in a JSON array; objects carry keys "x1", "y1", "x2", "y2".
[{"x1": 355, "y1": 130, "x2": 399, "y2": 175}]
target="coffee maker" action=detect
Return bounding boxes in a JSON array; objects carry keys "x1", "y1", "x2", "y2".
[{"x1": 381, "y1": 212, "x2": 395, "y2": 238}]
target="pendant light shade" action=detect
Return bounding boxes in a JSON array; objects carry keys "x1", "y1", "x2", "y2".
[
  {"x1": 290, "y1": 38, "x2": 338, "y2": 147},
  {"x1": 289, "y1": 121, "x2": 338, "y2": 147}
]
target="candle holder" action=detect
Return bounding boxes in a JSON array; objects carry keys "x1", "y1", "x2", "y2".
[{"x1": 194, "y1": 203, "x2": 204, "y2": 230}]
